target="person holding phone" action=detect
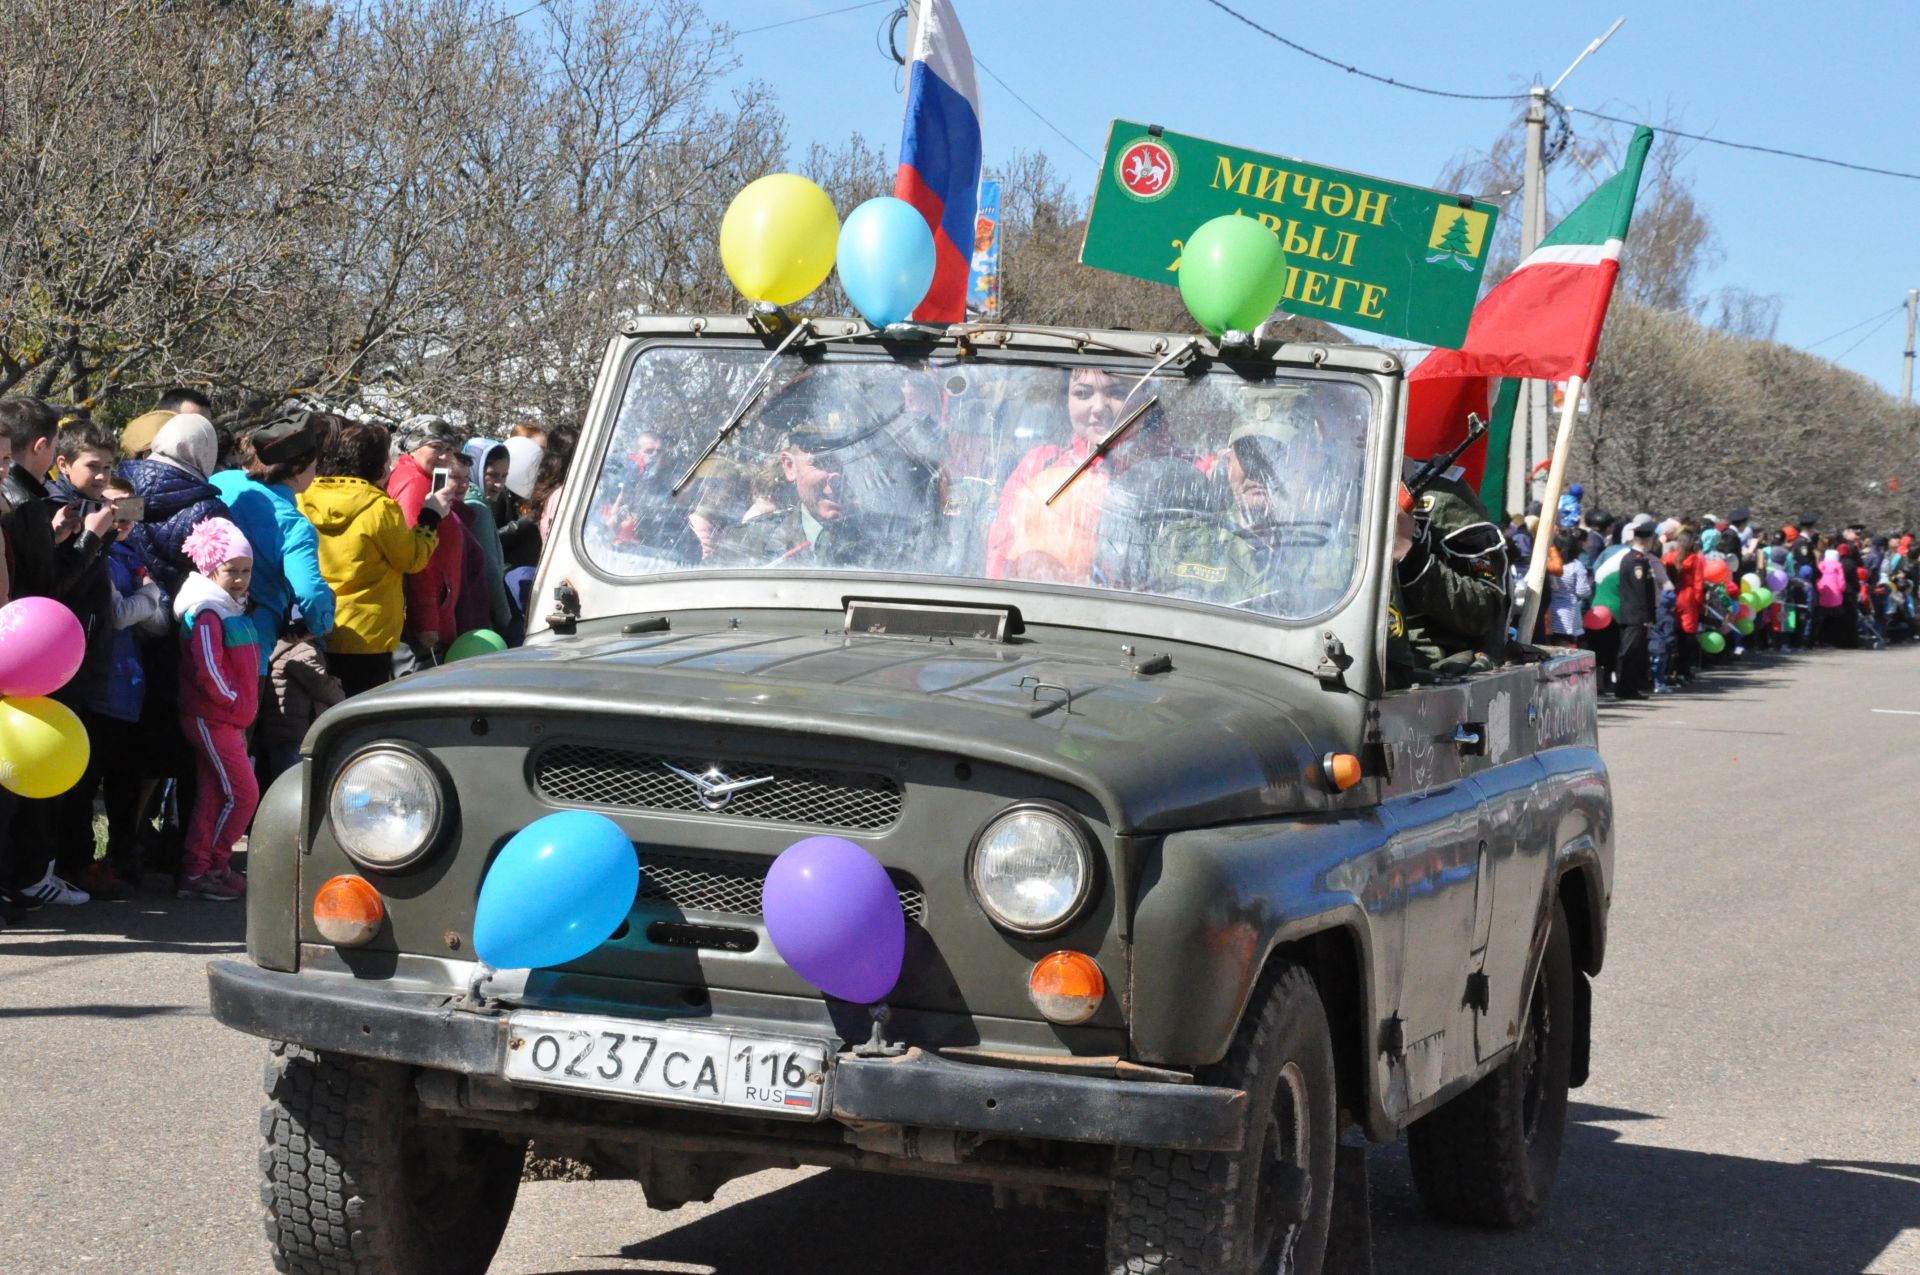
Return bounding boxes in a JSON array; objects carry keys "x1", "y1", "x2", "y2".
[{"x1": 385, "y1": 415, "x2": 464, "y2": 671}]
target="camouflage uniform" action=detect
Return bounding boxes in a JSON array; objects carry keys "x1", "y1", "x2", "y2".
[
  {"x1": 1386, "y1": 469, "x2": 1511, "y2": 686},
  {"x1": 1139, "y1": 514, "x2": 1352, "y2": 613}
]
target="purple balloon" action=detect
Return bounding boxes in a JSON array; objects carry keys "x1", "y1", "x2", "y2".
[
  {"x1": 0, "y1": 597, "x2": 85, "y2": 698},
  {"x1": 1766, "y1": 569, "x2": 1788, "y2": 591},
  {"x1": 761, "y1": 836, "x2": 905, "y2": 1004}
]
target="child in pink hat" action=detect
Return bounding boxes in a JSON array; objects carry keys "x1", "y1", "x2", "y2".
[{"x1": 173, "y1": 517, "x2": 261, "y2": 900}]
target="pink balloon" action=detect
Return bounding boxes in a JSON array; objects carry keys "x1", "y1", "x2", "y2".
[
  {"x1": 1582, "y1": 605, "x2": 1613, "y2": 631},
  {"x1": 0, "y1": 598, "x2": 86, "y2": 698}
]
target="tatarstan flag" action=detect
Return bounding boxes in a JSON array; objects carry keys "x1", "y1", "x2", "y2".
[{"x1": 1406, "y1": 125, "x2": 1654, "y2": 516}]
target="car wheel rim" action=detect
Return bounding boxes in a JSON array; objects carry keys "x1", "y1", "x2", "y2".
[{"x1": 1254, "y1": 1059, "x2": 1311, "y2": 1273}]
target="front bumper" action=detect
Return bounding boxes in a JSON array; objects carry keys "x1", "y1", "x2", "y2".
[{"x1": 207, "y1": 960, "x2": 1245, "y2": 1152}]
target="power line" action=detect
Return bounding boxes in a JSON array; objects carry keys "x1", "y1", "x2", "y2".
[
  {"x1": 737, "y1": 0, "x2": 892, "y2": 38},
  {"x1": 1832, "y1": 309, "x2": 1903, "y2": 362},
  {"x1": 1198, "y1": 0, "x2": 1920, "y2": 182},
  {"x1": 974, "y1": 57, "x2": 1098, "y2": 165},
  {"x1": 1568, "y1": 108, "x2": 1920, "y2": 182},
  {"x1": 1805, "y1": 304, "x2": 1905, "y2": 351},
  {"x1": 1198, "y1": 0, "x2": 1522, "y2": 102}
]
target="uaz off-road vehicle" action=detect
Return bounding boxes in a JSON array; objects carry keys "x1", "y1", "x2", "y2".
[{"x1": 210, "y1": 314, "x2": 1611, "y2": 1275}]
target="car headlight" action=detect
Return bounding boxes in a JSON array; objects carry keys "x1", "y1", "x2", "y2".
[
  {"x1": 328, "y1": 746, "x2": 446, "y2": 871},
  {"x1": 968, "y1": 803, "x2": 1096, "y2": 936}
]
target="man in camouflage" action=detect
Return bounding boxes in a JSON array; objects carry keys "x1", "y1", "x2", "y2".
[{"x1": 1386, "y1": 462, "x2": 1512, "y2": 686}]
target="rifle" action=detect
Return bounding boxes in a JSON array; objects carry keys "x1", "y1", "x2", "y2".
[{"x1": 1399, "y1": 413, "x2": 1490, "y2": 511}]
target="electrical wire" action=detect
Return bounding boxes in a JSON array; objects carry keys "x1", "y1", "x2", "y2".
[
  {"x1": 737, "y1": 0, "x2": 892, "y2": 38},
  {"x1": 974, "y1": 56, "x2": 1099, "y2": 165},
  {"x1": 1567, "y1": 109, "x2": 1920, "y2": 182},
  {"x1": 1804, "y1": 304, "x2": 1905, "y2": 351},
  {"x1": 1830, "y1": 309, "x2": 1903, "y2": 362},
  {"x1": 1197, "y1": 0, "x2": 1523, "y2": 101},
  {"x1": 1198, "y1": 0, "x2": 1920, "y2": 182}
]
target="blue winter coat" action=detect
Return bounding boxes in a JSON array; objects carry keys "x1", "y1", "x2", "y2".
[
  {"x1": 93, "y1": 545, "x2": 153, "y2": 723},
  {"x1": 210, "y1": 470, "x2": 337, "y2": 673},
  {"x1": 119, "y1": 458, "x2": 229, "y2": 597}
]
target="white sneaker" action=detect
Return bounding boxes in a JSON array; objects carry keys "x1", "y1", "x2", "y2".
[{"x1": 22, "y1": 863, "x2": 89, "y2": 906}]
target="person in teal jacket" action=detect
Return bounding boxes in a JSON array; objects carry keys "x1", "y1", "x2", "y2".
[{"x1": 209, "y1": 411, "x2": 336, "y2": 675}]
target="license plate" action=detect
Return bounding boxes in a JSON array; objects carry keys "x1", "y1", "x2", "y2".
[{"x1": 502, "y1": 1011, "x2": 829, "y2": 1118}]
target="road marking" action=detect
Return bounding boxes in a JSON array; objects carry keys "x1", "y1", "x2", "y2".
[{"x1": 1870, "y1": 709, "x2": 1920, "y2": 716}]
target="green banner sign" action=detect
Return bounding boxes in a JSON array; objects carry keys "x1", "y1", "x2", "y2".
[{"x1": 1080, "y1": 121, "x2": 1499, "y2": 347}]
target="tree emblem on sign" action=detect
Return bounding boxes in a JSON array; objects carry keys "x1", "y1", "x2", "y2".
[
  {"x1": 1425, "y1": 206, "x2": 1488, "y2": 272},
  {"x1": 1115, "y1": 140, "x2": 1177, "y2": 202}
]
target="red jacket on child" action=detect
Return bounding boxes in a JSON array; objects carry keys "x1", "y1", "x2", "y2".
[{"x1": 175, "y1": 574, "x2": 261, "y2": 728}]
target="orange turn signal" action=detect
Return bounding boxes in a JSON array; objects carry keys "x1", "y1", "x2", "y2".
[
  {"x1": 1028, "y1": 951, "x2": 1105, "y2": 1025},
  {"x1": 1323, "y1": 752, "x2": 1363, "y2": 792},
  {"x1": 314, "y1": 875, "x2": 385, "y2": 947}
]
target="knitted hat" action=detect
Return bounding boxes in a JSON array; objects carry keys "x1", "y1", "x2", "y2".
[{"x1": 183, "y1": 518, "x2": 253, "y2": 574}]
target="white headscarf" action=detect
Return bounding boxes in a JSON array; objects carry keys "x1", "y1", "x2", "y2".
[
  {"x1": 148, "y1": 413, "x2": 218, "y2": 479},
  {"x1": 503, "y1": 436, "x2": 543, "y2": 500}
]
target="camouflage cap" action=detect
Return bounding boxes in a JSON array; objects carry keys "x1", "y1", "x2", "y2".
[{"x1": 1228, "y1": 386, "x2": 1313, "y2": 447}]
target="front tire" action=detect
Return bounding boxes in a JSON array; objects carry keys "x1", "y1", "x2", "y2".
[
  {"x1": 261, "y1": 1043, "x2": 526, "y2": 1275},
  {"x1": 1104, "y1": 962, "x2": 1338, "y2": 1274},
  {"x1": 1405, "y1": 898, "x2": 1575, "y2": 1227}
]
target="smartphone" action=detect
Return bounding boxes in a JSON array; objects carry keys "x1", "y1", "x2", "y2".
[
  {"x1": 430, "y1": 467, "x2": 451, "y2": 493},
  {"x1": 116, "y1": 495, "x2": 145, "y2": 521}
]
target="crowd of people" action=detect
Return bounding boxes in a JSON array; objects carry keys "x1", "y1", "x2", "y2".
[
  {"x1": 1519, "y1": 488, "x2": 1915, "y2": 700},
  {"x1": 0, "y1": 391, "x2": 570, "y2": 917}
]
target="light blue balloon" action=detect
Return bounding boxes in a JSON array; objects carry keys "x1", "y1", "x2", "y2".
[
  {"x1": 473, "y1": 811, "x2": 638, "y2": 970},
  {"x1": 836, "y1": 197, "x2": 937, "y2": 328}
]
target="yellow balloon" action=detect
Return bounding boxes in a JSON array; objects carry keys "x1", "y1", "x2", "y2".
[
  {"x1": 0, "y1": 695, "x2": 89, "y2": 799},
  {"x1": 720, "y1": 174, "x2": 839, "y2": 306}
]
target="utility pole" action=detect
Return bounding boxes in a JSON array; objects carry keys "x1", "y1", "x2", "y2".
[
  {"x1": 1904, "y1": 288, "x2": 1917, "y2": 407},
  {"x1": 1514, "y1": 84, "x2": 1548, "y2": 517},
  {"x1": 1510, "y1": 18, "x2": 1624, "y2": 516}
]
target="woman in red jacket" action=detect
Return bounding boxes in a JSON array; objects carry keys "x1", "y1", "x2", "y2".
[{"x1": 1667, "y1": 529, "x2": 1706, "y2": 686}]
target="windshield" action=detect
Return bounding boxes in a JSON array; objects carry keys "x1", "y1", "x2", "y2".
[{"x1": 580, "y1": 345, "x2": 1375, "y2": 622}]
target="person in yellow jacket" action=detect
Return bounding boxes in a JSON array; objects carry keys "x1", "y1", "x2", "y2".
[{"x1": 298, "y1": 417, "x2": 451, "y2": 696}]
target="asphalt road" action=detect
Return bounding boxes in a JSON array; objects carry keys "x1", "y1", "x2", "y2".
[{"x1": 3, "y1": 644, "x2": 1918, "y2": 1274}]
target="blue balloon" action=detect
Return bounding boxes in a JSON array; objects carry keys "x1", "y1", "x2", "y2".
[
  {"x1": 473, "y1": 811, "x2": 638, "y2": 970},
  {"x1": 836, "y1": 197, "x2": 937, "y2": 329}
]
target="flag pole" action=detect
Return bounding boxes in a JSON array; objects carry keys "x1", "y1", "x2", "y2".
[{"x1": 1515, "y1": 375, "x2": 1584, "y2": 642}]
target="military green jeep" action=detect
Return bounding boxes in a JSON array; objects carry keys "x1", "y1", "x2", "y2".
[{"x1": 209, "y1": 315, "x2": 1612, "y2": 1275}]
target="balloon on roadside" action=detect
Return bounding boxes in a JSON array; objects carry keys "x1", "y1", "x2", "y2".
[
  {"x1": 1736, "y1": 618, "x2": 1755, "y2": 636},
  {"x1": 1742, "y1": 573, "x2": 1762, "y2": 592},
  {"x1": 1766, "y1": 569, "x2": 1788, "y2": 591},
  {"x1": 1699, "y1": 631, "x2": 1727, "y2": 654},
  {"x1": 1754, "y1": 587, "x2": 1774, "y2": 609},
  {"x1": 445, "y1": 629, "x2": 507, "y2": 663},
  {"x1": 0, "y1": 597, "x2": 86, "y2": 699},
  {"x1": 762, "y1": 835, "x2": 905, "y2": 1003},
  {"x1": 1702, "y1": 558, "x2": 1732, "y2": 585},
  {"x1": 1177, "y1": 214, "x2": 1290, "y2": 336},
  {"x1": 0, "y1": 695, "x2": 90, "y2": 799},
  {"x1": 1582, "y1": 605, "x2": 1614, "y2": 631},
  {"x1": 720, "y1": 174, "x2": 840, "y2": 306},
  {"x1": 472, "y1": 811, "x2": 638, "y2": 970},
  {"x1": 836, "y1": 197, "x2": 936, "y2": 329}
]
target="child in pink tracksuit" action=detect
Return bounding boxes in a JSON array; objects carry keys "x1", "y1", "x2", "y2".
[{"x1": 174, "y1": 518, "x2": 261, "y2": 900}]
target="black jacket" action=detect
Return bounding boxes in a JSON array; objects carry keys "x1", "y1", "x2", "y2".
[
  {"x1": 0, "y1": 463, "x2": 105, "y2": 603},
  {"x1": 44, "y1": 476, "x2": 119, "y2": 703},
  {"x1": 1614, "y1": 547, "x2": 1658, "y2": 626}
]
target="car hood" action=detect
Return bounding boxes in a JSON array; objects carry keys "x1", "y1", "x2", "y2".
[{"x1": 322, "y1": 622, "x2": 1366, "y2": 832}]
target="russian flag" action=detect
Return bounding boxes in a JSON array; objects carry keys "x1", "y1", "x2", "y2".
[{"x1": 894, "y1": 0, "x2": 982, "y2": 324}]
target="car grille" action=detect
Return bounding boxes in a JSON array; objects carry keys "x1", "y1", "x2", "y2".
[
  {"x1": 637, "y1": 852, "x2": 926, "y2": 925},
  {"x1": 535, "y1": 744, "x2": 903, "y2": 831}
]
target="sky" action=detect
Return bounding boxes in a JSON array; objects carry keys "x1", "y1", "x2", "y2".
[{"x1": 690, "y1": 0, "x2": 1920, "y2": 396}]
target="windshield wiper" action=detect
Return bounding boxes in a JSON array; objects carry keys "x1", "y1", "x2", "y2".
[
  {"x1": 672, "y1": 317, "x2": 813, "y2": 495},
  {"x1": 1044, "y1": 337, "x2": 1200, "y2": 507}
]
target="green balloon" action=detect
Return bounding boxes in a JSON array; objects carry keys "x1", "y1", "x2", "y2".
[
  {"x1": 1177, "y1": 214, "x2": 1290, "y2": 336},
  {"x1": 1735, "y1": 618, "x2": 1755, "y2": 636},
  {"x1": 1754, "y1": 587, "x2": 1774, "y2": 608},
  {"x1": 1699, "y1": 631, "x2": 1726, "y2": 654},
  {"x1": 1785, "y1": 611, "x2": 1799, "y2": 632},
  {"x1": 445, "y1": 628, "x2": 508, "y2": 663}
]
